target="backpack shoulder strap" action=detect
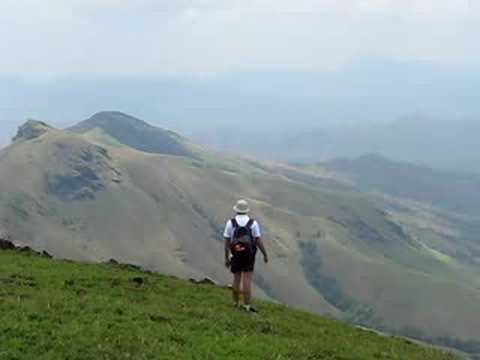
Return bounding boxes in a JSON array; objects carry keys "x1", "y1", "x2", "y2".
[
  {"x1": 246, "y1": 219, "x2": 257, "y2": 244},
  {"x1": 231, "y1": 218, "x2": 238, "y2": 228}
]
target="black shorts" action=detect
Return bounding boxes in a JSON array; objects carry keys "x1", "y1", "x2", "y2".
[{"x1": 231, "y1": 248, "x2": 256, "y2": 274}]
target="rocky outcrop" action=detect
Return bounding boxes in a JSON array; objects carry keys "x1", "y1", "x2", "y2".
[
  {"x1": 189, "y1": 277, "x2": 218, "y2": 286},
  {"x1": 0, "y1": 237, "x2": 52, "y2": 258},
  {"x1": 12, "y1": 120, "x2": 52, "y2": 142},
  {"x1": 0, "y1": 238, "x2": 15, "y2": 250},
  {"x1": 46, "y1": 143, "x2": 122, "y2": 201}
]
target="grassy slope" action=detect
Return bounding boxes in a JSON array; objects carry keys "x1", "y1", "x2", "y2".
[{"x1": 0, "y1": 250, "x2": 459, "y2": 360}]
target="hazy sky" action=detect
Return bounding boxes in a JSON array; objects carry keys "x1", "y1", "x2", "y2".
[{"x1": 1, "y1": 0, "x2": 479, "y2": 77}]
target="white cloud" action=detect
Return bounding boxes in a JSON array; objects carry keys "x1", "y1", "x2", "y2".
[{"x1": 0, "y1": 0, "x2": 478, "y2": 77}]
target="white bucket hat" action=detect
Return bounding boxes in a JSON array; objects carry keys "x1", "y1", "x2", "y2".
[{"x1": 233, "y1": 199, "x2": 250, "y2": 214}]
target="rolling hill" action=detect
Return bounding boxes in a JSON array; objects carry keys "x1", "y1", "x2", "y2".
[
  {"x1": 0, "y1": 248, "x2": 460, "y2": 360},
  {"x1": 1, "y1": 113, "x2": 479, "y2": 357},
  {"x1": 323, "y1": 154, "x2": 480, "y2": 216}
]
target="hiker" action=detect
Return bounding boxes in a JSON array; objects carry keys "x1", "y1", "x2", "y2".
[{"x1": 224, "y1": 199, "x2": 268, "y2": 312}]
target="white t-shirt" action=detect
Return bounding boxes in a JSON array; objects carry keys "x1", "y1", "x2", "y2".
[{"x1": 223, "y1": 215, "x2": 261, "y2": 240}]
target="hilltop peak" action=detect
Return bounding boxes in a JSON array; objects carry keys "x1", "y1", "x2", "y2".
[
  {"x1": 92, "y1": 111, "x2": 131, "y2": 117},
  {"x1": 12, "y1": 119, "x2": 53, "y2": 142},
  {"x1": 70, "y1": 111, "x2": 193, "y2": 158},
  {"x1": 87, "y1": 111, "x2": 149, "y2": 125},
  {"x1": 71, "y1": 111, "x2": 152, "y2": 132}
]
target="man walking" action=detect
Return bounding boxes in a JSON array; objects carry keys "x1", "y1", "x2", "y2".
[{"x1": 224, "y1": 199, "x2": 268, "y2": 312}]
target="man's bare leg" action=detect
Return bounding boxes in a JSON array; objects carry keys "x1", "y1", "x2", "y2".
[
  {"x1": 242, "y1": 271, "x2": 253, "y2": 306},
  {"x1": 232, "y1": 272, "x2": 242, "y2": 306}
]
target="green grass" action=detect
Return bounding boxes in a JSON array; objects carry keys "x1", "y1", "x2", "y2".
[{"x1": 0, "y1": 250, "x2": 460, "y2": 360}]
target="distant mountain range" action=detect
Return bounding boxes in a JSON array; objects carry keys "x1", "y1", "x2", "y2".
[
  {"x1": 1, "y1": 111, "x2": 479, "y2": 356},
  {"x1": 197, "y1": 115, "x2": 480, "y2": 174},
  {"x1": 323, "y1": 153, "x2": 480, "y2": 216},
  {"x1": 2, "y1": 63, "x2": 479, "y2": 173}
]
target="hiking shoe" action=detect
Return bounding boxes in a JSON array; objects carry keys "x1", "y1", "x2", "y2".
[{"x1": 241, "y1": 304, "x2": 257, "y2": 313}]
